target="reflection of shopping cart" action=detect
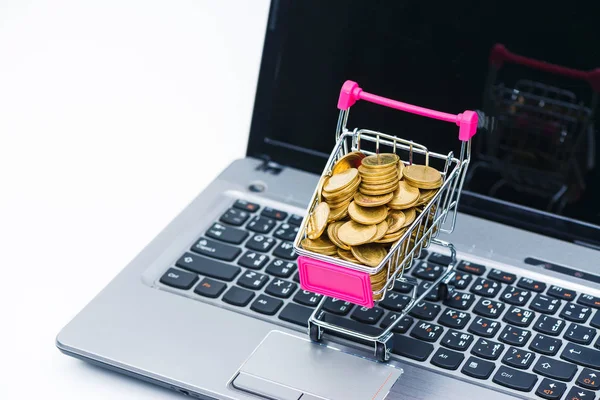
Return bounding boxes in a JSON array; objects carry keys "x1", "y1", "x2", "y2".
[{"x1": 466, "y1": 44, "x2": 600, "y2": 213}]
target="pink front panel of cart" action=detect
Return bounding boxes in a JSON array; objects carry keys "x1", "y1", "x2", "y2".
[{"x1": 297, "y1": 256, "x2": 374, "y2": 308}]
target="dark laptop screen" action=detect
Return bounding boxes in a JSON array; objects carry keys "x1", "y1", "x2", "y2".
[{"x1": 248, "y1": 0, "x2": 600, "y2": 244}]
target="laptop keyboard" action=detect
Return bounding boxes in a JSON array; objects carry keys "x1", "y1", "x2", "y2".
[{"x1": 158, "y1": 198, "x2": 600, "y2": 399}]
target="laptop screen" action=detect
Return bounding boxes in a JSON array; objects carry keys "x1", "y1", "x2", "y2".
[{"x1": 247, "y1": 0, "x2": 600, "y2": 246}]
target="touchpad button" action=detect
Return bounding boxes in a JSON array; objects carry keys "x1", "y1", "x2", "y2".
[{"x1": 230, "y1": 331, "x2": 402, "y2": 400}]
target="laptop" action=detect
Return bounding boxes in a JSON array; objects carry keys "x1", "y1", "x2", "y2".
[{"x1": 57, "y1": 1, "x2": 600, "y2": 399}]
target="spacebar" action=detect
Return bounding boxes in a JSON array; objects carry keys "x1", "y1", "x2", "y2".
[{"x1": 321, "y1": 313, "x2": 383, "y2": 344}]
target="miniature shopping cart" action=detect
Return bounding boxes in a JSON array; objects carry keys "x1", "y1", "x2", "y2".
[
  {"x1": 292, "y1": 80, "x2": 479, "y2": 361},
  {"x1": 466, "y1": 44, "x2": 600, "y2": 213}
]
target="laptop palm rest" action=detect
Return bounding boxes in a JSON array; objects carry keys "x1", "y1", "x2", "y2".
[{"x1": 229, "y1": 330, "x2": 401, "y2": 400}]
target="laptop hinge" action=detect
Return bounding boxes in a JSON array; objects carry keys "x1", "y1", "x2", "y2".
[{"x1": 255, "y1": 155, "x2": 284, "y2": 175}]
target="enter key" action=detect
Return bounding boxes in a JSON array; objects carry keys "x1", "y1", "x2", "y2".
[{"x1": 561, "y1": 342, "x2": 600, "y2": 370}]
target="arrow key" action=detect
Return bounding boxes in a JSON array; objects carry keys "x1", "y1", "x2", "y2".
[
  {"x1": 535, "y1": 378, "x2": 566, "y2": 400},
  {"x1": 565, "y1": 386, "x2": 596, "y2": 400},
  {"x1": 576, "y1": 367, "x2": 600, "y2": 390},
  {"x1": 430, "y1": 347, "x2": 464, "y2": 370}
]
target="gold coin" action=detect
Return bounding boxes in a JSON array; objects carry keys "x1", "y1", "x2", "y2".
[
  {"x1": 372, "y1": 220, "x2": 389, "y2": 242},
  {"x1": 415, "y1": 188, "x2": 438, "y2": 206},
  {"x1": 351, "y1": 243, "x2": 388, "y2": 267},
  {"x1": 332, "y1": 151, "x2": 366, "y2": 175},
  {"x1": 403, "y1": 164, "x2": 442, "y2": 187},
  {"x1": 327, "y1": 221, "x2": 350, "y2": 250},
  {"x1": 398, "y1": 161, "x2": 405, "y2": 180},
  {"x1": 376, "y1": 228, "x2": 407, "y2": 244},
  {"x1": 361, "y1": 179, "x2": 400, "y2": 192},
  {"x1": 327, "y1": 196, "x2": 353, "y2": 211},
  {"x1": 388, "y1": 181, "x2": 419, "y2": 209},
  {"x1": 307, "y1": 202, "x2": 330, "y2": 239},
  {"x1": 360, "y1": 173, "x2": 399, "y2": 186},
  {"x1": 353, "y1": 192, "x2": 393, "y2": 208},
  {"x1": 405, "y1": 176, "x2": 443, "y2": 190},
  {"x1": 328, "y1": 203, "x2": 349, "y2": 222},
  {"x1": 361, "y1": 153, "x2": 399, "y2": 169},
  {"x1": 323, "y1": 168, "x2": 359, "y2": 193},
  {"x1": 316, "y1": 175, "x2": 328, "y2": 201},
  {"x1": 401, "y1": 208, "x2": 416, "y2": 227},
  {"x1": 323, "y1": 175, "x2": 361, "y2": 200},
  {"x1": 348, "y1": 201, "x2": 388, "y2": 225},
  {"x1": 358, "y1": 182, "x2": 400, "y2": 196},
  {"x1": 386, "y1": 210, "x2": 406, "y2": 234},
  {"x1": 358, "y1": 164, "x2": 397, "y2": 177},
  {"x1": 337, "y1": 220, "x2": 378, "y2": 246},
  {"x1": 301, "y1": 236, "x2": 337, "y2": 254},
  {"x1": 338, "y1": 247, "x2": 359, "y2": 263}
]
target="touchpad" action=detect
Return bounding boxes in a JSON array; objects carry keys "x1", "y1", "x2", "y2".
[{"x1": 229, "y1": 331, "x2": 401, "y2": 400}]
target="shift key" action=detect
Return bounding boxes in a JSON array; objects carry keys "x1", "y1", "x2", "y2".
[
  {"x1": 176, "y1": 252, "x2": 241, "y2": 281},
  {"x1": 560, "y1": 342, "x2": 600, "y2": 370}
]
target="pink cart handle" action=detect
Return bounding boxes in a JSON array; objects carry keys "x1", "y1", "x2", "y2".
[
  {"x1": 337, "y1": 80, "x2": 478, "y2": 142},
  {"x1": 490, "y1": 43, "x2": 600, "y2": 93}
]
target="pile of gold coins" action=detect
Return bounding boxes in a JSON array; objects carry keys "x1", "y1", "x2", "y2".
[{"x1": 301, "y1": 151, "x2": 443, "y2": 300}]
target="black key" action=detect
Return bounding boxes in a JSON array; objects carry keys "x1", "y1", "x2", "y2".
[
  {"x1": 517, "y1": 277, "x2": 547, "y2": 293},
  {"x1": 412, "y1": 261, "x2": 444, "y2": 281},
  {"x1": 470, "y1": 278, "x2": 502, "y2": 298},
  {"x1": 428, "y1": 252, "x2": 452, "y2": 266},
  {"x1": 278, "y1": 303, "x2": 312, "y2": 327},
  {"x1": 504, "y1": 306, "x2": 536, "y2": 327},
  {"x1": 292, "y1": 272, "x2": 300, "y2": 283},
  {"x1": 287, "y1": 214, "x2": 303, "y2": 226},
  {"x1": 264, "y1": 279, "x2": 297, "y2": 299},
  {"x1": 410, "y1": 321, "x2": 444, "y2": 342},
  {"x1": 457, "y1": 260, "x2": 486, "y2": 275},
  {"x1": 530, "y1": 294, "x2": 562, "y2": 315},
  {"x1": 380, "y1": 314, "x2": 414, "y2": 334},
  {"x1": 576, "y1": 368, "x2": 600, "y2": 390},
  {"x1": 237, "y1": 270, "x2": 269, "y2": 290},
  {"x1": 380, "y1": 292, "x2": 411, "y2": 312},
  {"x1": 501, "y1": 286, "x2": 532, "y2": 306},
  {"x1": 272, "y1": 241, "x2": 297, "y2": 260},
  {"x1": 499, "y1": 325, "x2": 532, "y2": 347},
  {"x1": 416, "y1": 281, "x2": 441, "y2": 301},
  {"x1": 193, "y1": 277, "x2": 226, "y2": 298},
  {"x1": 444, "y1": 291, "x2": 476, "y2": 310},
  {"x1": 261, "y1": 207, "x2": 288, "y2": 221},
  {"x1": 548, "y1": 285, "x2": 577, "y2": 302},
  {"x1": 392, "y1": 279, "x2": 413, "y2": 293},
  {"x1": 293, "y1": 290, "x2": 323, "y2": 307},
  {"x1": 473, "y1": 298, "x2": 505, "y2": 319},
  {"x1": 220, "y1": 208, "x2": 250, "y2": 226},
  {"x1": 273, "y1": 223, "x2": 299, "y2": 241},
  {"x1": 238, "y1": 251, "x2": 269, "y2": 270},
  {"x1": 488, "y1": 268, "x2": 517, "y2": 285},
  {"x1": 246, "y1": 234, "x2": 277, "y2": 253},
  {"x1": 265, "y1": 258, "x2": 296, "y2": 278},
  {"x1": 565, "y1": 323, "x2": 597, "y2": 345},
  {"x1": 530, "y1": 334, "x2": 563, "y2": 356},
  {"x1": 392, "y1": 335, "x2": 434, "y2": 361},
  {"x1": 438, "y1": 308, "x2": 471, "y2": 329},
  {"x1": 502, "y1": 347, "x2": 535, "y2": 369},
  {"x1": 535, "y1": 378, "x2": 566, "y2": 399},
  {"x1": 461, "y1": 356, "x2": 495, "y2": 379},
  {"x1": 493, "y1": 366, "x2": 538, "y2": 392},
  {"x1": 206, "y1": 222, "x2": 249, "y2": 244},
  {"x1": 561, "y1": 303, "x2": 593, "y2": 323},
  {"x1": 578, "y1": 294, "x2": 600, "y2": 309},
  {"x1": 565, "y1": 387, "x2": 596, "y2": 400},
  {"x1": 351, "y1": 306, "x2": 384, "y2": 325},
  {"x1": 222, "y1": 286, "x2": 254, "y2": 307},
  {"x1": 233, "y1": 199, "x2": 259, "y2": 213},
  {"x1": 591, "y1": 310, "x2": 600, "y2": 329},
  {"x1": 246, "y1": 216, "x2": 276, "y2": 234},
  {"x1": 441, "y1": 330, "x2": 474, "y2": 351},
  {"x1": 471, "y1": 338, "x2": 505, "y2": 360},
  {"x1": 320, "y1": 313, "x2": 383, "y2": 342},
  {"x1": 533, "y1": 356, "x2": 578, "y2": 381},
  {"x1": 450, "y1": 271, "x2": 473, "y2": 290},
  {"x1": 250, "y1": 294, "x2": 283, "y2": 315},
  {"x1": 561, "y1": 342, "x2": 600, "y2": 370},
  {"x1": 160, "y1": 267, "x2": 198, "y2": 290},
  {"x1": 468, "y1": 316, "x2": 502, "y2": 338},
  {"x1": 409, "y1": 301, "x2": 441, "y2": 321},
  {"x1": 431, "y1": 348, "x2": 464, "y2": 370},
  {"x1": 191, "y1": 238, "x2": 241, "y2": 262},
  {"x1": 596, "y1": 337, "x2": 600, "y2": 350},
  {"x1": 323, "y1": 298, "x2": 354, "y2": 315},
  {"x1": 534, "y1": 315, "x2": 567, "y2": 336},
  {"x1": 176, "y1": 252, "x2": 241, "y2": 281}
]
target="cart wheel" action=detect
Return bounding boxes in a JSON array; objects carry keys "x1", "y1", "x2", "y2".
[
  {"x1": 309, "y1": 323, "x2": 322, "y2": 342},
  {"x1": 438, "y1": 283, "x2": 449, "y2": 301},
  {"x1": 375, "y1": 342, "x2": 390, "y2": 362}
]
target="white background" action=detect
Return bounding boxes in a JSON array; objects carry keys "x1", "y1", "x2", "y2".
[{"x1": 0, "y1": 0, "x2": 270, "y2": 397}]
